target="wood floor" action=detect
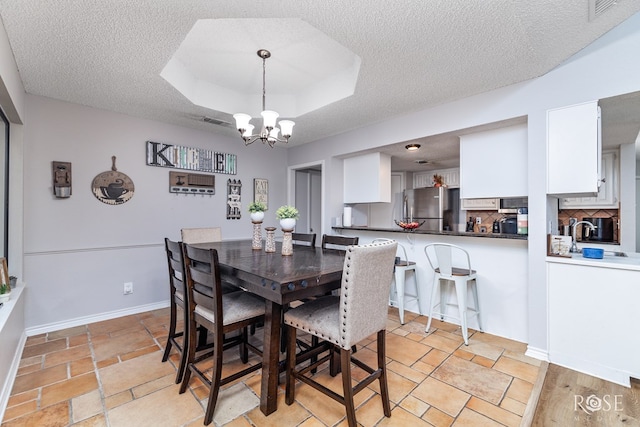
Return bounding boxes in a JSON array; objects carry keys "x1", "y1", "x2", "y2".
[{"x1": 531, "y1": 363, "x2": 640, "y2": 426}]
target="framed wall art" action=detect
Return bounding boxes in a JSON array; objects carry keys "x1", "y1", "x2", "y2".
[
  {"x1": 227, "y1": 179, "x2": 242, "y2": 219},
  {"x1": 253, "y1": 178, "x2": 268, "y2": 210}
]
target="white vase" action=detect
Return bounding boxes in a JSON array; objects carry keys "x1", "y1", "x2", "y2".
[
  {"x1": 250, "y1": 211, "x2": 265, "y2": 222},
  {"x1": 279, "y1": 218, "x2": 296, "y2": 231},
  {"x1": 0, "y1": 293, "x2": 10, "y2": 304}
]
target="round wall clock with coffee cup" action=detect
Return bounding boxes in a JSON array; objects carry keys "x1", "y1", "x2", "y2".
[{"x1": 92, "y1": 156, "x2": 135, "y2": 205}]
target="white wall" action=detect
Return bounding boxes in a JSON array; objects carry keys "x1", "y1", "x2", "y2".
[
  {"x1": 289, "y1": 11, "x2": 640, "y2": 356},
  {"x1": 22, "y1": 95, "x2": 289, "y2": 330}
]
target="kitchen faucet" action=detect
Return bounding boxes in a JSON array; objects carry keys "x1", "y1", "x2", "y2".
[{"x1": 570, "y1": 220, "x2": 597, "y2": 253}]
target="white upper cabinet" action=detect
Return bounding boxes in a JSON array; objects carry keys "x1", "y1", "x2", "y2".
[
  {"x1": 547, "y1": 101, "x2": 601, "y2": 196},
  {"x1": 460, "y1": 123, "x2": 528, "y2": 198},
  {"x1": 559, "y1": 150, "x2": 618, "y2": 209},
  {"x1": 343, "y1": 152, "x2": 391, "y2": 203},
  {"x1": 413, "y1": 168, "x2": 460, "y2": 188}
]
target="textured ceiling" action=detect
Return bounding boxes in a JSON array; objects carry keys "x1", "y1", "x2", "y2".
[{"x1": 1, "y1": 0, "x2": 640, "y2": 164}]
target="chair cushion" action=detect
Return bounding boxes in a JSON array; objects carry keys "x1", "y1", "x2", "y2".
[
  {"x1": 435, "y1": 267, "x2": 477, "y2": 276},
  {"x1": 283, "y1": 296, "x2": 341, "y2": 346},
  {"x1": 194, "y1": 291, "x2": 265, "y2": 326}
]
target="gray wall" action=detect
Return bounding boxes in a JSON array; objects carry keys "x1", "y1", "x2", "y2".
[{"x1": 22, "y1": 95, "x2": 289, "y2": 330}]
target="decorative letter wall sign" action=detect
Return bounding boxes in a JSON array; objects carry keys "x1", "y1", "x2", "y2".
[{"x1": 146, "y1": 141, "x2": 236, "y2": 175}]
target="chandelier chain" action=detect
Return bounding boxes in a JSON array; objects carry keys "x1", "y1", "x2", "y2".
[{"x1": 262, "y1": 55, "x2": 266, "y2": 112}]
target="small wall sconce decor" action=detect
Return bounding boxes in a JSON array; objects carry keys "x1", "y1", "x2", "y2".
[{"x1": 52, "y1": 161, "x2": 72, "y2": 198}]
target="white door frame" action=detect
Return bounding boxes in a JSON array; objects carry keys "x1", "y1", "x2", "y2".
[{"x1": 287, "y1": 160, "x2": 325, "y2": 241}]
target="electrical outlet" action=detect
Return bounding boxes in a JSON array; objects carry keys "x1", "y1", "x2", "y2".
[
  {"x1": 476, "y1": 217, "x2": 481, "y2": 224},
  {"x1": 123, "y1": 282, "x2": 133, "y2": 295}
]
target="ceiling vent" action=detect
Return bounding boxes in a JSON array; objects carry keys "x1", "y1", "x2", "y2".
[
  {"x1": 202, "y1": 116, "x2": 233, "y2": 128},
  {"x1": 589, "y1": 0, "x2": 617, "y2": 21}
]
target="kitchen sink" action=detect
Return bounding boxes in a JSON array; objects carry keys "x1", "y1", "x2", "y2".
[{"x1": 604, "y1": 251, "x2": 627, "y2": 257}]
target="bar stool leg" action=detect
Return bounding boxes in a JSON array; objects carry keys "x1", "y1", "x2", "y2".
[
  {"x1": 454, "y1": 279, "x2": 469, "y2": 345},
  {"x1": 471, "y1": 278, "x2": 483, "y2": 332},
  {"x1": 440, "y1": 280, "x2": 447, "y2": 321},
  {"x1": 394, "y1": 268, "x2": 406, "y2": 324},
  {"x1": 425, "y1": 276, "x2": 440, "y2": 333},
  {"x1": 411, "y1": 268, "x2": 423, "y2": 315}
]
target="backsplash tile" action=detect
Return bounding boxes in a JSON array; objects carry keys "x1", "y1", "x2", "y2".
[{"x1": 557, "y1": 209, "x2": 619, "y2": 243}]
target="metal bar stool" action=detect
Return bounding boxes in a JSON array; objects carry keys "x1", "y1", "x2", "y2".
[
  {"x1": 373, "y1": 238, "x2": 422, "y2": 324},
  {"x1": 424, "y1": 243, "x2": 482, "y2": 345}
]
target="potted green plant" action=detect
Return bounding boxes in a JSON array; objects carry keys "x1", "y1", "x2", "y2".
[
  {"x1": 276, "y1": 205, "x2": 299, "y2": 230},
  {"x1": 0, "y1": 283, "x2": 10, "y2": 303},
  {"x1": 248, "y1": 201, "x2": 267, "y2": 222}
]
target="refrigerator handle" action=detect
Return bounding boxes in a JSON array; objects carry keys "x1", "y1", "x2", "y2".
[{"x1": 402, "y1": 192, "x2": 408, "y2": 220}]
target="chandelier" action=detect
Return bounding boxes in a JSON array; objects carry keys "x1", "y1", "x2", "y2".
[{"x1": 233, "y1": 49, "x2": 295, "y2": 147}]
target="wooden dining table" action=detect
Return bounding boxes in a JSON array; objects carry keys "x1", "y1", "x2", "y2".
[{"x1": 192, "y1": 239, "x2": 346, "y2": 415}]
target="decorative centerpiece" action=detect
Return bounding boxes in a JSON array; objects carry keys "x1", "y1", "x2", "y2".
[
  {"x1": 248, "y1": 201, "x2": 267, "y2": 222},
  {"x1": 264, "y1": 227, "x2": 277, "y2": 253},
  {"x1": 433, "y1": 174, "x2": 445, "y2": 187},
  {"x1": 248, "y1": 201, "x2": 267, "y2": 250},
  {"x1": 276, "y1": 205, "x2": 299, "y2": 256},
  {"x1": 395, "y1": 219, "x2": 425, "y2": 231}
]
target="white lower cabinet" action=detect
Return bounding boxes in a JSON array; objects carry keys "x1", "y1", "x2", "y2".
[
  {"x1": 547, "y1": 261, "x2": 639, "y2": 386},
  {"x1": 461, "y1": 198, "x2": 499, "y2": 210},
  {"x1": 559, "y1": 150, "x2": 618, "y2": 209}
]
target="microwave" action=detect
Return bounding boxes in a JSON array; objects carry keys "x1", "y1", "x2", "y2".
[{"x1": 498, "y1": 197, "x2": 528, "y2": 214}]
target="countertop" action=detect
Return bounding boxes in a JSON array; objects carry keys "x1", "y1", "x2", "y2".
[
  {"x1": 331, "y1": 226, "x2": 528, "y2": 240},
  {"x1": 547, "y1": 251, "x2": 640, "y2": 271}
]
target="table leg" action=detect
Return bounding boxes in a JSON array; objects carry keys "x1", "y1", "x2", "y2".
[{"x1": 260, "y1": 300, "x2": 282, "y2": 415}]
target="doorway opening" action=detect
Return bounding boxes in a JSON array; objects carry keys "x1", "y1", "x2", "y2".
[{"x1": 287, "y1": 161, "x2": 324, "y2": 246}]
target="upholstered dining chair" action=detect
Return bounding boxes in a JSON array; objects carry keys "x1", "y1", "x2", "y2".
[
  {"x1": 162, "y1": 238, "x2": 191, "y2": 384},
  {"x1": 292, "y1": 232, "x2": 316, "y2": 247},
  {"x1": 284, "y1": 240, "x2": 398, "y2": 427},
  {"x1": 162, "y1": 238, "x2": 217, "y2": 384},
  {"x1": 179, "y1": 243, "x2": 265, "y2": 425},
  {"x1": 180, "y1": 227, "x2": 222, "y2": 244}
]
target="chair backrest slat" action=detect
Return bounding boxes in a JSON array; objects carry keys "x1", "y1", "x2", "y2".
[
  {"x1": 165, "y1": 238, "x2": 184, "y2": 294},
  {"x1": 183, "y1": 243, "x2": 224, "y2": 327},
  {"x1": 321, "y1": 234, "x2": 359, "y2": 251},
  {"x1": 292, "y1": 232, "x2": 316, "y2": 247}
]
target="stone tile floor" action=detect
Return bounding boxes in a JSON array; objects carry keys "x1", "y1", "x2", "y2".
[{"x1": 2, "y1": 307, "x2": 542, "y2": 426}]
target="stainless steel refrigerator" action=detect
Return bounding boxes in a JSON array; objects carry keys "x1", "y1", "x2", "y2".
[{"x1": 403, "y1": 187, "x2": 458, "y2": 231}]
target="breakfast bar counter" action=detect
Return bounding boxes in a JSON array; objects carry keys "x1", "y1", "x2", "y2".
[
  {"x1": 332, "y1": 226, "x2": 528, "y2": 240},
  {"x1": 331, "y1": 227, "x2": 529, "y2": 343}
]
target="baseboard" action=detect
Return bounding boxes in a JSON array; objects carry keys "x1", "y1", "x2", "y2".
[
  {"x1": 25, "y1": 301, "x2": 170, "y2": 336},
  {"x1": 525, "y1": 346, "x2": 549, "y2": 362},
  {"x1": 549, "y1": 351, "x2": 633, "y2": 388},
  {"x1": 0, "y1": 331, "x2": 27, "y2": 423}
]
